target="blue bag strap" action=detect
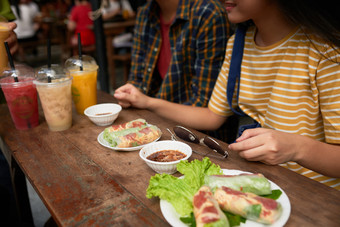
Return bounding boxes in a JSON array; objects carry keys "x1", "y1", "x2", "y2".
[{"x1": 227, "y1": 25, "x2": 247, "y2": 116}]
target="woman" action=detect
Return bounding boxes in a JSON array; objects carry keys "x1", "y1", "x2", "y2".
[{"x1": 114, "y1": 0, "x2": 340, "y2": 189}]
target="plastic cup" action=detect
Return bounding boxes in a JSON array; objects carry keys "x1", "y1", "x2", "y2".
[
  {"x1": 0, "y1": 65, "x2": 39, "y2": 130},
  {"x1": 34, "y1": 65, "x2": 73, "y2": 131},
  {"x1": 0, "y1": 19, "x2": 9, "y2": 73},
  {"x1": 65, "y1": 55, "x2": 99, "y2": 115}
]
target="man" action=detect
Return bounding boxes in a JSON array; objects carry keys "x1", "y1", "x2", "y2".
[{"x1": 115, "y1": 0, "x2": 232, "y2": 140}]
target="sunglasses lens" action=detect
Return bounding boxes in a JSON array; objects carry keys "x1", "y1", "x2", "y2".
[
  {"x1": 173, "y1": 126, "x2": 200, "y2": 144},
  {"x1": 203, "y1": 136, "x2": 228, "y2": 158}
]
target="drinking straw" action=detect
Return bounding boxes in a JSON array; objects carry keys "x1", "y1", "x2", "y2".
[
  {"x1": 77, "y1": 33, "x2": 83, "y2": 71},
  {"x1": 47, "y1": 39, "x2": 51, "y2": 83},
  {"x1": 4, "y1": 42, "x2": 18, "y2": 82}
]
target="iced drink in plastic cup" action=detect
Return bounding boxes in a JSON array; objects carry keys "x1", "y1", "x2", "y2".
[
  {"x1": 34, "y1": 65, "x2": 73, "y2": 131},
  {"x1": 0, "y1": 22, "x2": 9, "y2": 73},
  {"x1": 65, "y1": 55, "x2": 98, "y2": 114},
  {"x1": 0, "y1": 66, "x2": 39, "y2": 130}
]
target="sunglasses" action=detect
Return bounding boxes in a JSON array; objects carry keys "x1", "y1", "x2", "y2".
[{"x1": 167, "y1": 126, "x2": 229, "y2": 159}]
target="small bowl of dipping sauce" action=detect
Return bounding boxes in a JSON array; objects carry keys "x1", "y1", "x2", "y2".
[
  {"x1": 139, "y1": 140, "x2": 192, "y2": 174},
  {"x1": 84, "y1": 103, "x2": 122, "y2": 126}
]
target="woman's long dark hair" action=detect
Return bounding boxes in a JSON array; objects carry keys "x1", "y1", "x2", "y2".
[{"x1": 275, "y1": 0, "x2": 340, "y2": 48}]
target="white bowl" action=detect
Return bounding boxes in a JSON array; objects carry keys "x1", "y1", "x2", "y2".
[
  {"x1": 84, "y1": 103, "x2": 122, "y2": 126},
  {"x1": 139, "y1": 140, "x2": 192, "y2": 174}
]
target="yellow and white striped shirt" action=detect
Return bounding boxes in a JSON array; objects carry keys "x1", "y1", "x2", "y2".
[{"x1": 209, "y1": 26, "x2": 340, "y2": 189}]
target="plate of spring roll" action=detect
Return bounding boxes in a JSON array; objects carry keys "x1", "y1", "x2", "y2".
[
  {"x1": 97, "y1": 118, "x2": 162, "y2": 151},
  {"x1": 160, "y1": 169, "x2": 291, "y2": 227}
]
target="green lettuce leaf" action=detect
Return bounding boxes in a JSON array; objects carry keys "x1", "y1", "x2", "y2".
[
  {"x1": 146, "y1": 157, "x2": 222, "y2": 216},
  {"x1": 223, "y1": 211, "x2": 246, "y2": 227},
  {"x1": 245, "y1": 204, "x2": 262, "y2": 220},
  {"x1": 180, "y1": 212, "x2": 196, "y2": 227},
  {"x1": 262, "y1": 189, "x2": 282, "y2": 200},
  {"x1": 177, "y1": 157, "x2": 223, "y2": 190},
  {"x1": 146, "y1": 174, "x2": 196, "y2": 215}
]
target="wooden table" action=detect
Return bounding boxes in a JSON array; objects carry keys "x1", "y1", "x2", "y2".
[
  {"x1": 103, "y1": 19, "x2": 135, "y2": 89},
  {"x1": 1, "y1": 90, "x2": 339, "y2": 226}
]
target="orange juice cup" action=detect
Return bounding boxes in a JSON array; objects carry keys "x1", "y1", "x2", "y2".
[
  {"x1": 0, "y1": 22, "x2": 9, "y2": 73},
  {"x1": 65, "y1": 55, "x2": 98, "y2": 114}
]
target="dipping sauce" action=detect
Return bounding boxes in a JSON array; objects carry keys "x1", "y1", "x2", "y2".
[
  {"x1": 95, "y1": 112, "x2": 112, "y2": 116},
  {"x1": 147, "y1": 150, "x2": 187, "y2": 162}
]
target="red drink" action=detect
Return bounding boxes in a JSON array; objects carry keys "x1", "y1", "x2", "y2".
[{"x1": 0, "y1": 76, "x2": 39, "y2": 130}]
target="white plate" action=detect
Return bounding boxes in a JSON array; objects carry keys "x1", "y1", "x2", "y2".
[
  {"x1": 97, "y1": 131, "x2": 161, "y2": 151},
  {"x1": 160, "y1": 169, "x2": 291, "y2": 227}
]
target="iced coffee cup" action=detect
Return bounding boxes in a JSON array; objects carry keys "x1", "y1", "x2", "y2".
[
  {"x1": 0, "y1": 65, "x2": 39, "y2": 130},
  {"x1": 65, "y1": 55, "x2": 98, "y2": 115},
  {"x1": 34, "y1": 65, "x2": 73, "y2": 131}
]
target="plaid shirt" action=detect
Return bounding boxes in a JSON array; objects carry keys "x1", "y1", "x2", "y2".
[{"x1": 128, "y1": 0, "x2": 230, "y2": 107}]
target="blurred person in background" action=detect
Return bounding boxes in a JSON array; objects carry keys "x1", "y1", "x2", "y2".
[
  {"x1": 10, "y1": 0, "x2": 41, "y2": 60},
  {"x1": 101, "y1": 0, "x2": 135, "y2": 22},
  {"x1": 67, "y1": 0, "x2": 95, "y2": 54},
  {"x1": 99, "y1": 0, "x2": 136, "y2": 54}
]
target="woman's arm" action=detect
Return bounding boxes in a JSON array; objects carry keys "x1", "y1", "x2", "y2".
[{"x1": 114, "y1": 83, "x2": 226, "y2": 130}]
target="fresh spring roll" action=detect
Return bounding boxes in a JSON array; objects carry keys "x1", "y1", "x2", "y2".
[
  {"x1": 193, "y1": 186, "x2": 229, "y2": 227},
  {"x1": 103, "y1": 124, "x2": 161, "y2": 148},
  {"x1": 214, "y1": 186, "x2": 282, "y2": 225},
  {"x1": 205, "y1": 173, "x2": 271, "y2": 195},
  {"x1": 105, "y1": 118, "x2": 147, "y2": 132}
]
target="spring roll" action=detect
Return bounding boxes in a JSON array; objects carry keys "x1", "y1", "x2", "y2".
[
  {"x1": 205, "y1": 173, "x2": 271, "y2": 195},
  {"x1": 214, "y1": 186, "x2": 282, "y2": 225},
  {"x1": 105, "y1": 118, "x2": 147, "y2": 132},
  {"x1": 193, "y1": 186, "x2": 229, "y2": 227},
  {"x1": 103, "y1": 124, "x2": 161, "y2": 148}
]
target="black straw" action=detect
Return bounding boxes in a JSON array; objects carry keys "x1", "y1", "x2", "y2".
[
  {"x1": 4, "y1": 42, "x2": 18, "y2": 82},
  {"x1": 77, "y1": 33, "x2": 83, "y2": 71},
  {"x1": 47, "y1": 39, "x2": 51, "y2": 83}
]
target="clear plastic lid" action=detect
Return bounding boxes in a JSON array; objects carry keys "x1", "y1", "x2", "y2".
[
  {"x1": 34, "y1": 64, "x2": 71, "y2": 85},
  {"x1": 64, "y1": 55, "x2": 98, "y2": 72},
  {"x1": 0, "y1": 64, "x2": 35, "y2": 87}
]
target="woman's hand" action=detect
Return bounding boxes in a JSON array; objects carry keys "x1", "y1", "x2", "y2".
[
  {"x1": 228, "y1": 128, "x2": 302, "y2": 165},
  {"x1": 229, "y1": 127, "x2": 340, "y2": 177},
  {"x1": 113, "y1": 83, "x2": 150, "y2": 109}
]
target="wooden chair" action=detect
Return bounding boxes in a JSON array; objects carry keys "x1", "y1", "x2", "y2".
[
  {"x1": 108, "y1": 46, "x2": 131, "y2": 88},
  {"x1": 103, "y1": 20, "x2": 135, "y2": 89},
  {"x1": 15, "y1": 18, "x2": 67, "y2": 63}
]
